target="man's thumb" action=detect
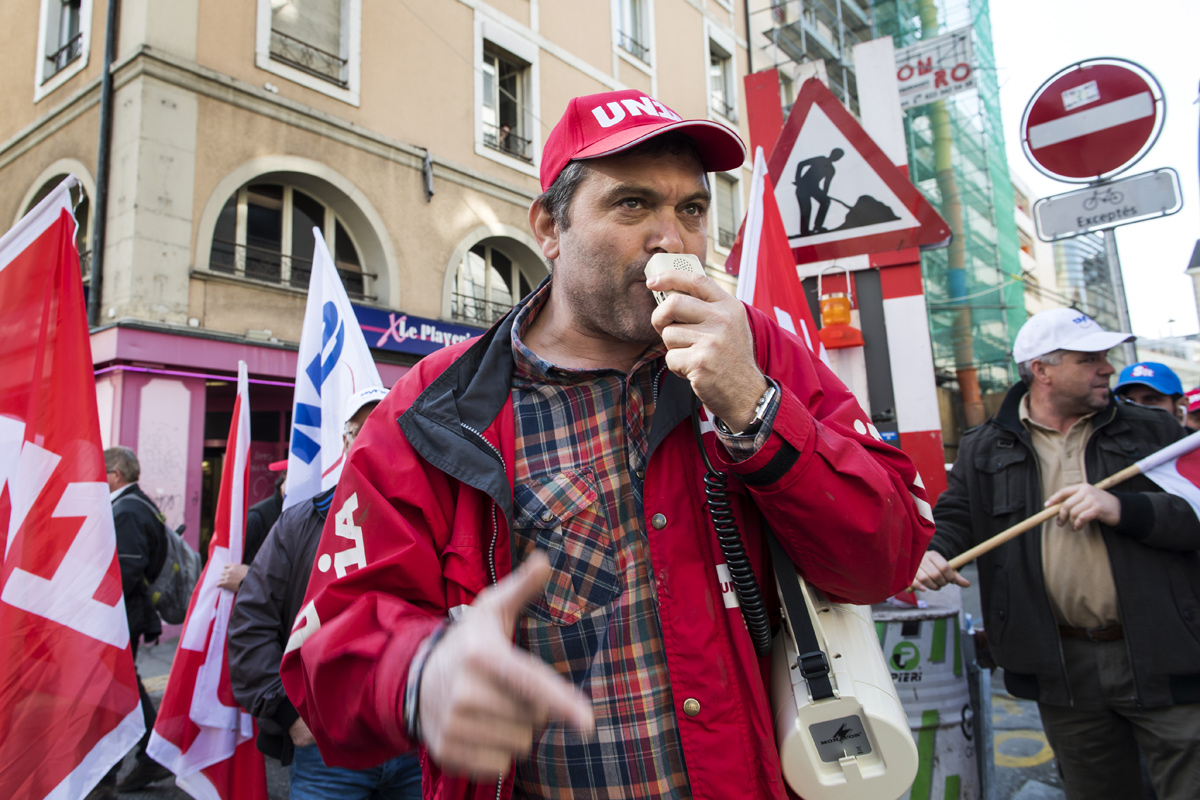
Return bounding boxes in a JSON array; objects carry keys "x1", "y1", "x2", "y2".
[{"x1": 477, "y1": 550, "x2": 551, "y2": 624}]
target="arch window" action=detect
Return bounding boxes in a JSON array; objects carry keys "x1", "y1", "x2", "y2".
[
  {"x1": 27, "y1": 176, "x2": 90, "y2": 279},
  {"x1": 452, "y1": 243, "x2": 535, "y2": 326},
  {"x1": 210, "y1": 182, "x2": 368, "y2": 298}
]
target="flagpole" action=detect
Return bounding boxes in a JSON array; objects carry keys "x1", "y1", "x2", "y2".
[{"x1": 940, "y1": 462, "x2": 1143, "y2": 573}]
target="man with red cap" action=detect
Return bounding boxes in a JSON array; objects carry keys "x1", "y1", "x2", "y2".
[{"x1": 281, "y1": 90, "x2": 934, "y2": 799}]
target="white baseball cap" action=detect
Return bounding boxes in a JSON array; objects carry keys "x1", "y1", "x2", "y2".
[
  {"x1": 1012, "y1": 308, "x2": 1133, "y2": 364},
  {"x1": 343, "y1": 385, "x2": 389, "y2": 425}
]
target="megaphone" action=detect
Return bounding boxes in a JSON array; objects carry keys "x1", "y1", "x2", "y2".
[{"x1": 770, "y1": 569, "x2": 918, "y2": 800}]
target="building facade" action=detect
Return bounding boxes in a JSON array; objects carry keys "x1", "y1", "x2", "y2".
[{"x1": 2, "y1": 0, "x2": 754, "y2": 547}]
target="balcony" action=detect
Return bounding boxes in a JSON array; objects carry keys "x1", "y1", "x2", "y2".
[
  {"x1": 44, "y1": 32, "x2": 83, "y2": 80},
  {"x1": 269, "y1": 29, "x2": 348, "y2": 87},
  {"x1": 209, "y1": 239, "x2": 372, "y2": 300},
  {"x1": 482, "y1": 122, "x2": 533, "y2": 162},
  {"x1": 451, "y1": 292, "x2": 513, "y2": 326},
  {"x1": 618, "y1": 31, "x2": 650, "y2": 62}
]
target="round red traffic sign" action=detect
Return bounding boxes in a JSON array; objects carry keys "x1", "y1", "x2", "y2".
[{"x1": 1020, "y1": 59, "x2": 1164, "y2": 183}]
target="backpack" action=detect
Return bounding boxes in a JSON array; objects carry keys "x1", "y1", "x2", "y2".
[{"x1": 118, "y1": 494, "x2": 201, "y2": 625}]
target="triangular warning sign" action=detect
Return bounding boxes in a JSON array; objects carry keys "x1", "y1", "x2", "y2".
[{"x1": 767, "y1": 78, "x2": 950, "y2": 263}]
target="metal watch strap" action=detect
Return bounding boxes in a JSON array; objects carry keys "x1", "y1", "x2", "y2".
[{"x1": 714, "y1": 380, "x2": 777, "y2": 437}]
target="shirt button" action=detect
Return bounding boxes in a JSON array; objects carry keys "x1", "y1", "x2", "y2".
[
  {"x1": 636, "y1": 468, "x2": 645, "y2": 479},
  {"x1": 683, "y1": 698, "x2": 700, "y2": 717},
  {"x1": 651, "y1": 513, "x2": 667, "y2": 529},
  {"x1": 540, "y1": 509, "x2": 554, "y2": 523}
]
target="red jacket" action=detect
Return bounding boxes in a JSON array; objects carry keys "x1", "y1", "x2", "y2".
[{"x1": 280, "y1": 300, "x2": 934, "y2": 800}]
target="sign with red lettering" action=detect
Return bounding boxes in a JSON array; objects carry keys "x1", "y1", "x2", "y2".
[
  {"x1": 894, "y1": 28, "x2": 975, "y2": 110},
  {"x1": 1020, "y1": 59, "x2": 1164, "y2": 183}
]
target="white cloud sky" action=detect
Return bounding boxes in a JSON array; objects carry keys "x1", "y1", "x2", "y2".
[{"x1": 990, "y1": 0, "x2": 1200, "y2": 338}]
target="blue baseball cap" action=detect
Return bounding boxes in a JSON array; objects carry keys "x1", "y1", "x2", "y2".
[{"x1": 1115, "y1": 362, "x2": 1183, "y2": 397}]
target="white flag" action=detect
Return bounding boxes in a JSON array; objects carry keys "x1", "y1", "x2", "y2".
[{"x1": 284, "y1": 229, "x2": 382, "y2": 510}]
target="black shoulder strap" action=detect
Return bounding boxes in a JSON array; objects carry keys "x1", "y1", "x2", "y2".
[
  {"x1": 114, "y1": 492, "x2": 162, "y2": 521},
  {"x1": 766, "y1": 528, "x2": 835, "y2": 702}
]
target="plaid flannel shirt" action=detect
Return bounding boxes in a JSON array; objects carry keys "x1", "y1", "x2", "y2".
[{"x1": 507, "y1": 285, "x2": 770, "y2": 799}]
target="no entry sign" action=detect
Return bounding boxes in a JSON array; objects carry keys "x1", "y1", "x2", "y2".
[{"x1": 1021, "y1": 59, "x2": 1164, "y2": 183}]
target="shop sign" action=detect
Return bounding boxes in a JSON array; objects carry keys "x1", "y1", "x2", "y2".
[
  {"x1": 894, "y1": 28, "x2": 975, "y2": 111},
  {"x1": 353, "y1": 304, "x2": 483, "y2": 357}
]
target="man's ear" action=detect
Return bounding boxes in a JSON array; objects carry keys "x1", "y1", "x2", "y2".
[
  {"x1": 1030, "y1": 358, "x2": 1053, "y2": 386},
  {"x1": 529, "y1": 199, "x2": 561, "y2": 262}
]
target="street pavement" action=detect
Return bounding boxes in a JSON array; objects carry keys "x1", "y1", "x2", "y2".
[
  {"x1": 115, "y1": 641, "x2": 289, "y2": 800},
  {"x1": 116, "y1": 562, "x2": 1065, "y2": 800},
  {"x1": 959, "y1": 562, "x2": 1066, "y2": 800}
]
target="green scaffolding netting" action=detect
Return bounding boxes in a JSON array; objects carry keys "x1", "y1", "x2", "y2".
[{"x1": 875, "y1": 0, "x2": 1026, "y2": 395}]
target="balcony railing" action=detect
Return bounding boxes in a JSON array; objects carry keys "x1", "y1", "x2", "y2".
[
  {"x1": 451, "y1": 292, "x2": 513, "y2": 326},
  {"x1": 269, "y1": 29, "x2": 348, "y2": 87},
  {"x1": 711, "y1": 93, "x2": 736, "y2": 120},
  {"x1": 44, "y1": 32, "x2": 83, "y2": 80},
  {"x1": 482, "y1": 122, "x2": 533, "y2": 162},
  {"x1": 718, "y1": 228, "x2": 736, "y2": 249},
  {"x1": 79, "y1": 249, "x2": 91, "y2": 281},
  {"x1": 209, "y1": 239, "x2": 372, "y2": 299},
  {"x1": 618, "y1": 31, "x2": 650, "y2": 62}
]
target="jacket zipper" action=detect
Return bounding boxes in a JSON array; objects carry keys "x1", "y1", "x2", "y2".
[
  {"x1": 460, "y1": 423, "x2": 510, "y2": 800},
  {"x1": 460, "y1": 423, "x2": 506, "y2": 587}
]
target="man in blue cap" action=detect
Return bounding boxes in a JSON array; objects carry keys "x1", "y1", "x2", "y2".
[{"x1": 1115, "y1": 361, "x2": 1185, "y2": 423}]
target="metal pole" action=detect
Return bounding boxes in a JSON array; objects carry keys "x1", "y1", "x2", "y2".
[
  {"x1": 87, "y1": 0, "x2": 120, "y2": 328},
  {"x1": 1104, "y1": 229, "x2": 1138, "y2": 363},
  {"x1": 743, "y1": 0, "x2": 754, "y2": 74}
]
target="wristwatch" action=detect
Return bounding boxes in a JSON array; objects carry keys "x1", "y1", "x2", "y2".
[{"x1": 714, "y1": 380, "x2": 778, "y2": 437}]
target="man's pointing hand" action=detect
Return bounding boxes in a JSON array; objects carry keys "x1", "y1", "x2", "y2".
[{"x1": 418, "y1": 552, "x2": 595, "y2": 779}]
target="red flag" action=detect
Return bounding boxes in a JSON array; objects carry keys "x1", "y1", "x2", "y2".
[
  {"x1": 0, "y1": 178, "x2": 146, "y2": 798},
  {"x1": 734, "y1": 147, "x2": 829, "y2": 365},
  {"x1": 1135, "y1": 429, "x2": 1200, "y2": 520},
  {"x1": 147, "y1": 362, "x2": 266, "y2": 800}
]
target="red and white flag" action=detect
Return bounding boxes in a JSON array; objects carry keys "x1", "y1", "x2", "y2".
[
  {"x1": 1135, "y1": 430, "x2": 1200, "y2": 519},
  {"x1": 146, "y1": 362, "x2": 266, "y2": 800},
  {"x1": 734, "y1": 147, "x2": 829, "y2": 366},
  {"x1": 0, "y1": 177, "x2": 146, "y2": 798}
]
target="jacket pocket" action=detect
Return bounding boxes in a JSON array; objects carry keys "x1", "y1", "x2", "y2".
[
  {"x1": 973, "y1": 447, "x2": 1028, "y2": 517},
  {"x1": 513, "y1": 468, "x2": 620, "y2": 626}
]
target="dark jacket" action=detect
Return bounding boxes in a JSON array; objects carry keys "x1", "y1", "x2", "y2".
[
  {"x1": 931, "y1": 383, "x2": 1200, "y2": 708},
  {"x1": 112, "y1": 484, "x2": 167, "y2": 644},
  {"x1": 227, "y1": 490, "x2": 329, "y2": 765},
  {"x1": 244, "y1": 488, "x2": 284, "y2": 566}
]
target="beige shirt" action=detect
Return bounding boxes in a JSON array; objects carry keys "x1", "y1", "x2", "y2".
[{"x1": 1020, "y1": 397, "x2": 1120, "y2": 628}]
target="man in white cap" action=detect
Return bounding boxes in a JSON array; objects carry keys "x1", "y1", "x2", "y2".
[
  {"x1": 914, "y1": 307, "x2": 1200, "y2": 799},
  {"x1": 281, "y1": 89, "x2": 935, "y2": 799}
]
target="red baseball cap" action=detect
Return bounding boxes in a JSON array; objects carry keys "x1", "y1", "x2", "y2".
[
  {"x1": 540, "y1": 89, "x2": 746, "y2": 191},
  {"x1": 1187, "y1": 388, "x2": 1200, "y2": 413},
  {"x1": 268, "y1": 459, "x2": 288, "y2": 472}
]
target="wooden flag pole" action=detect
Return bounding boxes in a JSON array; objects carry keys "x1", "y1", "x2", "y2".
[{"x1": 908, "y1": 462, "x2": 1145, "y2": 591}]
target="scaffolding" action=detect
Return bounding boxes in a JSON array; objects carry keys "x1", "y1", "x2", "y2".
[
  {"x1": 748, "y1": 0, "x2": 1025, "y2": 440},
  {"x1": 874, "y1": 0, "x2": 1025, "y2": 427}
]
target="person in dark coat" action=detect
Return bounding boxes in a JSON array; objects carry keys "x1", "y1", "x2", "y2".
[
  {"x1": 99, "y1": 446, "x2": 172, "y2": 796},
  {"x1": 246, "y1": 465, "x2": 286, "y2": 564},
  {"x1": 229, "y1": 390, "x2": 420, "y2": 799},
  {"x1": 217, "y1": 463, "x2": 286, "y2": 594},
  {"x1": 914, "y1": 309, "x2": 1200, "y2": 800}
]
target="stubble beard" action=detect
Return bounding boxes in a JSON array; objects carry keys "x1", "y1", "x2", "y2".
[{"x1": 560, "y1": 256, "x2": 660, "y2": 346}]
